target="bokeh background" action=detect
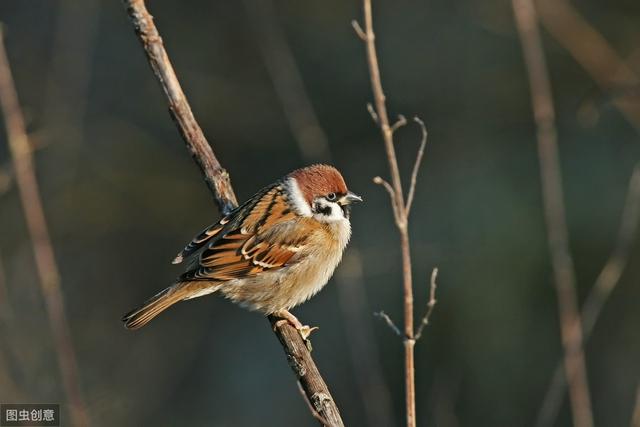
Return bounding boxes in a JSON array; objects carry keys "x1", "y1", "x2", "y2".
[{"x1": 1, "y1": 0, "x2": 639, "y2": 426}]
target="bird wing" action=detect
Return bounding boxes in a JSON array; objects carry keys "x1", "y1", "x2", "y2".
[
  {"x1": 172, "y1": 182, "x2": 279, "y2": 265},
  {"x1": 177, "y1": 184, "x2": 310, "y2": 282}
]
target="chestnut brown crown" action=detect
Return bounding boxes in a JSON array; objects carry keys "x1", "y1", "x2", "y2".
[{"x1": 289, "y1": 164, "x2": 349, "y2": 204}]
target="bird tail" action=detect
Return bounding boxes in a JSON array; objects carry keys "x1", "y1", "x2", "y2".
[{"x1": 122, "y1": 282, "x2": 214, "y2": 330}]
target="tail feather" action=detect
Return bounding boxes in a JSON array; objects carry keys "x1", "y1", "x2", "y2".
[{"x1": 122, "y1": 282, "x2": 209, "y2": 330}]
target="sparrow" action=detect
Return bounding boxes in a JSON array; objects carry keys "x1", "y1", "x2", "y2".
[{"x1": 122, "y1": 164, "x2": 362, "y2": 338}]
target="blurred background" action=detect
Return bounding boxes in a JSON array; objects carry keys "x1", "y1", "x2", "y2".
[{"x1": 1, "y1": 0, "x2": 639, "y2": 426}]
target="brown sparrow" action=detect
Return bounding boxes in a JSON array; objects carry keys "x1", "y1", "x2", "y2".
[{"x1": 122, "y1": 164, "x2": 362, "y2": 338}]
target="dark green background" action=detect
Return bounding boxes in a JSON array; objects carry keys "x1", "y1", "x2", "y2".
[{"x1": 1, "y1": 0, "x2": 639, "y2": 426}]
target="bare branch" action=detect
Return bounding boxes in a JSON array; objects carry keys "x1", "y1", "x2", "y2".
[
  {"x1": 373, "y1": 176, "x2": 396, "y2": 199},
  {"x1": 391, "y1": 114, "x2": 407, "y2": 133},
  {"x1": 512, "y1": 1, "x2": 594, "y2": 426},
  {"x1": 373, "y1": 176, "x2": 396, "y2": 196},
  {"x1": 297, "y1": 381, "x2": 330, "y2": 426},
  {"x1": 0, "y1": 29, "x2": 89, "y2": 427},
  {"x1": 415, "y1": 268, "x2": 438, "y2": 340},
  {"x1": 374, "y1": 311, "x2": 402, "y2": 337},
  {"x1": 405, "y1": 117, "x2": 428, "y2": 215},
  {"x1": 269, "y1": 317, "x2": 344, "y2": 426},
  {"x1": 373, "y1": 176, "x2": 401, "y2": 225},
  {"x1": 123, "y1": 1, "x2": 343, "y2": 425},
  {"x1": 582, "y1": 163, "x2": 640, "y2": 339},
  {"x1": 355, "y1": 0, "x2": 429, "y2": 425},
  {"x1": 351, "y1": 20, "x2": 367, "y2": 41},
  {"x1": 367, "y1": 103, "x2": 379, "y2": 124},
  {"x1": 122, "y1": 0, "x2": 237, "y2": 215},
  {"x1": 536, "y1": 164, "x2": 640, "y2": 427}
]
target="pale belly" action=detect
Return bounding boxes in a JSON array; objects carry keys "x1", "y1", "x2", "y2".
[{"x1": 218, "y1": 249, "x2": 343, "y2": 314}]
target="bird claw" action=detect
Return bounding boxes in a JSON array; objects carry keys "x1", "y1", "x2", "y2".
[
  {"x1": 272, "y1": 310, "x2": 319, "y2": 349},
  {"x1": 297, "y1": 325, "x2": 319, "y2": 341}
]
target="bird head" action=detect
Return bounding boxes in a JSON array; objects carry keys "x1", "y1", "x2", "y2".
[{"x1": 286, "y1": 164, "x2": 362, "y2": 222}]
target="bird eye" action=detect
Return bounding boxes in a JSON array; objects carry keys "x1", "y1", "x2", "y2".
[{"x1": 326, "y1": 192, "x2": 337, "y2": 201}]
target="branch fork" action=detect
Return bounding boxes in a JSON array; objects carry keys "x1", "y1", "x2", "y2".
[{"x1": 353, "y1": 2, "x2": 436, "y2": 426}]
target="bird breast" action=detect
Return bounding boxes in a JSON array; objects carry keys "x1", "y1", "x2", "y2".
[{"x1": 219, "y1": 218, "x2": 352, "y2": 313}]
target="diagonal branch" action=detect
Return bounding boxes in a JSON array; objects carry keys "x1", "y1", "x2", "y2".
[
  {"x1": 122, "y1": 1, "x2": 343, "y2": 425},
  {"x1": 536, "y1": 164, "x2": 640, "y2": 427},
  {"x1": 581, "y1": 164, "x2": 640, "y2": 336},
  {"x1": 122, "y1": 0, "x2": 237, "y2": 215},
  {"x1": 512, "y1": 0, "x2": 594, "y2": 426},
  {"x1": 374, "y1": 311, "x2": 402, "y2": 337},
  {"x1": 0, "y1": 29, "x2": 89, "y2": 427}
]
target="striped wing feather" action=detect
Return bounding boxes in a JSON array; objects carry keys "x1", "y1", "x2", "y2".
[{"x1": 178, "y1": 184, "x2": 306, "y2": 282}]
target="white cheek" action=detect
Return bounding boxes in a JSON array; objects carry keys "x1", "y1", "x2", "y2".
[{"x1": 286, "y1": 177, "x2": 312, "y2": 217}]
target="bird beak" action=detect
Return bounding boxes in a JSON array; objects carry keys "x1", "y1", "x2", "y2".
[{"x1": 339, "y1": 191, "x2": 363, "y2": 205}]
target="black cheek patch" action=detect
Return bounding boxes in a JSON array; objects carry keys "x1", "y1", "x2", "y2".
[{"x1": 314, "y1": 202, "x2": 333, "y2": 216}]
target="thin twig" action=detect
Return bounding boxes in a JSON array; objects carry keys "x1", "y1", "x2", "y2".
[
  {"x1": 405, "y1": 117, "x2": 427, "y2": 215},
  {"x1": 351, "y1": 20, "x2": 367, "y2": 41},
  {"x1": 582, "y1": 164, "x2": 640, "y2": 339},
  {"x1": 512, "y1": 1, "x2": 594, "y2": 427},
  {"x1": 373, "y1": 176, "x2": 401, "y2": 225},
  {"x1": 391, "y1": 115, "x2": 407, "y2": 133},
  {"x1": 415, "y1": 268, "x2": 438, "y2": 340},
  {"x1": 0, "y1": 29, "x2": 89, "y2": 427},
  {"x1": 372, "y1": 176, "x2": 395, "y2": 198},
  {"x1": 355, "y1": 1, "x2": 435, "y2": 425},
  {"x1": 374, "y1": 311, "x2": 403, "y2": 337},
  {"x1": 122, "y1": 2, "x2": 343, "y2": 425},
  {"x1": 536, "y1": 164, "x2": 640, "y2": 427},
  {"x1": 367, "y1": 103, "x2": 379, "y2": 124}
]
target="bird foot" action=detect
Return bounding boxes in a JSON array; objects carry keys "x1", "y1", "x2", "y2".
[
  {"x1": 272, "y1": 310, "x2": 319, "y2": 345},
  {"x1": 297, "y1": 325, "x2": 320, "y2": 341}
]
